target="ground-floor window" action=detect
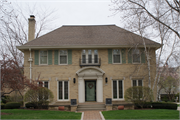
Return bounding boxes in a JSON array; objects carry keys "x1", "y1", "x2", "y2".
[
  {"x1": 39, "y1": 81, "x2": 49, "y2": 88},
  {"x1": 58, "y1": 81, "x2": 69, "y2": 100},
  {"x1": 112, "y1": 80, "x2": 123, "y2": 99},
  {"x1": 132, "y1": 80, "x2": 143, "y2": 86}
]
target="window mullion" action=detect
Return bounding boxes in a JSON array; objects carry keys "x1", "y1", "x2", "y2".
[
  {"x1": 117, "y1": 80, "x2": 119, "y2": 99},
  {"x1": 63, "y1": 81, "x2": 64, "y2": 100}
]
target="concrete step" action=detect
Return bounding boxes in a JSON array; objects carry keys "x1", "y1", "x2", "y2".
[
  {"x1": 77, "y1": 108, "x2": 106, "y2": 111},
  {"x1": 77, "y1": 104, "x2": 106, "y2": 111}
]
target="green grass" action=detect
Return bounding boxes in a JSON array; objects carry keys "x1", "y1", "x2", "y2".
[
  {"x1": 102, "y1": 109, "x2": 179, "y2": 119},
  {"x1": 1, "y1": 109, "x2": 81, "y2": 119}
]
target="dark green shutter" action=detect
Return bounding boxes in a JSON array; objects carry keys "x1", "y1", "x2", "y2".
[
  {"x1": 54, "y1": 50, "x2": 58, "y2": 65},
  {"x1": 48, "y1": 50, "x2": 52, "y2": 65},
  {"x1": 128, "y1": 49, "x2": 132, "y2": 63},
  {"x1": 108, "y1": 49, "x2": 112, "y2": 64},
  {"x1": 34, "y1": 50, "x2": 39, "y2": 65},
  {"x1": 68, "y1": 50, "x2": 72, "y2": 64},
  {"x1": 141, "y1": 49, "x2": 146, "y2": 63},
  {"x1": 121, "y1": 49, "x2": 126, "y2": 64}
]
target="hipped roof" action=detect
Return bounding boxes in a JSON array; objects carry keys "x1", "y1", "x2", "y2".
[{"x1": 17, "y1": 25, "x2": 162, "y2": 50}]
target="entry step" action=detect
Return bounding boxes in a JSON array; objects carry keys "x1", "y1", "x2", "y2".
[{"x1": 77, "y1": 104, "x2": 106, "y2": 111}]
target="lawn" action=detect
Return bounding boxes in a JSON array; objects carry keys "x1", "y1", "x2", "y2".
[
  {"x1": 102, "y1": 109, "x2": 179, "y2": 119},
  {"x1": 1, "y1": 109, "x2": 81, "y2": 119}
]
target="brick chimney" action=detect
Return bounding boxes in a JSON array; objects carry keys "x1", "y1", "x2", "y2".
[{"x1": 28, "y1": 15, "x2": 36, "y2": 42}]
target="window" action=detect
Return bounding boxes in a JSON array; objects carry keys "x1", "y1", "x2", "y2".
[
  {"x1": 40, "y1": 51, "x2": 48, "y2": 64},
  {"x1": 82, "y1": 50, "x2": 86, "y2": 63},
  {"x1": 132, "y1": 80, "x2": 143, "y2": 86},
  {"x1": 113, "y1": 80, "x2": 123, "y2": 99},
  {"x1": 94, "y1": 50, "x2": 98, "y2": 63},
  {"x1": 88, "y1": 50, "x2": 92, "y2": 63},
  {"x1": 132, "y1": 49, "x2": 140, "y2": 63},
  {"x1": 59, "y1": 50, "x2": 67, "y2": 64},
  {"x1": 113, "y1": 49, "x2": 121, "y2": 63},
  {"x1": 38, "y1": 81, "x2": 49, "y2": 100},
  {"x1": 58, "y1": 81, "x2": 69, "y2": 100},
  {"x1": 81, "y1": 49, "x2": 98, "y2": 64},
  {"x1": 38, "y1": 81, "x2": 49, "y2": 88}
]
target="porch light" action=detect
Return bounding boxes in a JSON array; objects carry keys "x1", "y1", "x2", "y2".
[
  {"x1": 73, "y1": 78, "x2": 76, "y2": 83},
  {"x1": 105, "y1": 77, "x2": 108, "y2": 83}
]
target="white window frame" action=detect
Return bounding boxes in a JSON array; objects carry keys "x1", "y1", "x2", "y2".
[
  {"x1": 38, "y1": 81, "x2": 49, "y2": 89},
  {"x1": 132, "y1": 80, "x2": 143, "y2": 86},
  {"x1": 57, "y1": 81, "x2": 69, "y2": 101},
  {"x1": 39, "y1": 50, "x2": 48, "y2": 65},
  {"x1": 59, "y1": 50, "x2": 68, "y2": 65},
  {"x1": 112, "y1": 80, "x2": 124, "y2": 100},
  {"x1": 132, "y1": 49, "x2": 141, "y2": 64},
  {"x1": 112, "y1": 49, "x2": 122, "y2": 64},
  {"x1": 81, "y1": 49, "x2": 99, "y2": 64}
]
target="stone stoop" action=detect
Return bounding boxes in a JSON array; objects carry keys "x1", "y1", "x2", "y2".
[{"x1": 77, "y1": 104, "x2": 106, "y2": 111}]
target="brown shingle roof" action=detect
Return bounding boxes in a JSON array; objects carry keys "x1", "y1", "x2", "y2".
[{"x1": 20, "y1": 25, "x2": 161, "y2": 48}]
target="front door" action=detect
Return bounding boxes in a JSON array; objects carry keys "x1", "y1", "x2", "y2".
[{"x1": 85, "y1": 81, "x2": 96, "y2": 101}]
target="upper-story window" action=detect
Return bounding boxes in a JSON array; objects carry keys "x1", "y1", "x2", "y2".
[
  {"x1": 94, "y1": 50, "x2": 98, "y2": 63},
  {"x1": 40, "y1": 51, "x2": 48, "y2": 65},
  {"x1": 59, "y1": 50, "x2": 67, "y2": 64},
  {"x1": 88, "y1": 50, "x2": 92, "y2": 63},
  {"x1": 132, "y1": 80, "x2": 143, "y2": 86},
  {"x1": 81, "y1": 49, "x2": 98, "y2": 64},
  {"x1": 113, "y1": 49, "x2": 121, "y2": 63},
  {"x1": 132, "y1": 49, "x2": 140, "y2": 63}
]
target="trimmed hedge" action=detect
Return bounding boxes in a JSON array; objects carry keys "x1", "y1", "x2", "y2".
[
  {"x1": 4, "y1": 102, "x2": 21, "y2": 109},
  {"x1": 1, "y1": 103, "x2": 5, "y2": 109},
  {"x1": 25, "y1": 101, "x2": 49, "y2": 109},
  {"x1": 135, "y1": 102, "x2": 152, "y2": 108},
  {"x1": 152, "y1": 102, "x2": 177, "y2": 110}
]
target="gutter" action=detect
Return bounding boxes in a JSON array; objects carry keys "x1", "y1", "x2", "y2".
[
  {"x1": 28, "y1": 48, "x2": 32, "y2": 82},
  {"x1": 16, "y1": 44, "x2": 163, "y2": 51}
]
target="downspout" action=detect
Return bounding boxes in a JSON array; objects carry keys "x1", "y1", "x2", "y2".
[{"x1": 29, "y1": 48, "x2": 32, "y2": 83}]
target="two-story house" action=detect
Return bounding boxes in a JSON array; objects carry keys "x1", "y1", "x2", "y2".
[{"x1": 17, "y1": 15, "x2": 162, "y2": 111}]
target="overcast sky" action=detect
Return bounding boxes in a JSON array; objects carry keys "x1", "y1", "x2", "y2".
[{"x1": 10, "y1": 0, "x2": 123, "y2": 29}]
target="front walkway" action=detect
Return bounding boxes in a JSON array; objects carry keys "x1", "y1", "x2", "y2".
[{"x1": 82, "y1": 111, "x2": 103, "y2": 120}]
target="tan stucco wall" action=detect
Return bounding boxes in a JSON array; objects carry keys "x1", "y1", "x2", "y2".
[{"x1": 23, "y1": 48, "x2": 157, "y2": 104}]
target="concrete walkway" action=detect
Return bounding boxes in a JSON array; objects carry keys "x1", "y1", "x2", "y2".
[{"x1": 82, "y1": 111, "x2": 104, "y2": 120}]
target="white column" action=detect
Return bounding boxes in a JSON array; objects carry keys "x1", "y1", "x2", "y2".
[
  {"x1": 97, "y1": 77, "x2": 103, "y2": 102},
  {"x1": 78, "y1": 77, "x2": 85, "y2": 103}
]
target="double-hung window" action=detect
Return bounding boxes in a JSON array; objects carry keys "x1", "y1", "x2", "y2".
[
  {"x1": 113, "y1": 49, "x2": 121, "y2": 63},
  {"x1": 40, "y1": 51, "x2": 48, "y2": 65},
  {"x1": 59, "y1": 50, "x2": 67, "y2": 64},
  {"x1": 132, "y1": 80, "x2": 143, "y2": 98},
  {"x1": 112, "y1": 80, "x2": 123, "y2": 99},
  {"x1": 88, "y1": 50, "x2": 92, "y2": 63},
  {"x1": 58, "y1": 81, "x2": 69, "y2": 100},
  {"x1": 132, "y1": 49, "x2": 140, "y2": 63},
  {"x1": 82, "y1": 50, "x2": 86, "y2": 63}
]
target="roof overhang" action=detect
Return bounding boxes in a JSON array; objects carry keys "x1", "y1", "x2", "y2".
[{"x1": 16, "y1": 44, "x2": 163, "y2": 51}]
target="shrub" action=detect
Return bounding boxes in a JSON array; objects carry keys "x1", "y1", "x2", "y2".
[
  {"x1": 4, "y1": 102, "x2": 21, "y2": 109},
  {"x1": 25, "y1": 102, "x2": 35, "y2": 108},
  {"x1": 1, "y1": 96, "x2": 10, "y2": 104},
  {"x1": 25, "y1": 101, "x2": 49, "y2": 109},
  {"x1": 152, "y1": 102, "x2": 177, "y2": 109},
  {"x1": 125, "y1": 86, "x2": 153, "y2": 108},
  {"x1": 135, "y1": 102, "x2": 152, "y2": 108},
  {"x1": 1, "y1": 103, "x2": 5, "y2": 109},
  {"x1": 24, "y1": 87, "x2": 53, "y2": 109}
]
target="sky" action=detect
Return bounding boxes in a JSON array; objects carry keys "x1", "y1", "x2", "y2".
[{"x1": 10, "y1": 0, "x2": 123, "y2": 30}]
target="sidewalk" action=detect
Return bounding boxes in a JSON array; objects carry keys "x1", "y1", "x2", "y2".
[{"x1": 82, "y1": 111, "x2": 103, "y2": 120}]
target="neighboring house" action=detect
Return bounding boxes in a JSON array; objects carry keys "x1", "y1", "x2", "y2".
[
  {"x1": 17, "y1": 15, "x2": 161, "y2": 111},
  {"x1": 158, "y1": 65, "x2": 179, "y2": 101}
]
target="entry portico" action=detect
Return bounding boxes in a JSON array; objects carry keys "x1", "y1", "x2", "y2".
[{"x1": 76, "y1": 67, "x2": 105, "y2": 103}]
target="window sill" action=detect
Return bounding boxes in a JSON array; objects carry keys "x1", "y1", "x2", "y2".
[
  {"x1": 112, "y1": 99, "x2": 125, "y2": 101},
  {"x1": 112, "y1": 63, "x2": 122, "y2": 64},
  {"x1": 58, "y1": 64, "x2": 68, "y2": 65},
  {"x1": 57, "y1": 100, "x2": 70, "y2": 102}
]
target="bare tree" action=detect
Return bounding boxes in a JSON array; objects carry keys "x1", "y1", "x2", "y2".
[
  {"x1": 111, "y1": 0, "x2": 180, "y2": 101},
  {"x1": 0, "y1": 1, "x2": 56, "y2": 66}
]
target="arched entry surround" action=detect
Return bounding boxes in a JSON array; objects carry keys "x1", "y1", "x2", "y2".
[{"x1": 76, "y1": 67, "x2": 105, "y2": 103}]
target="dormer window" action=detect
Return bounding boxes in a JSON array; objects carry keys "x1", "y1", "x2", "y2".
[
  {"x1": 132, "y1": 49, "x2": 140, "y2": 63},
  {"x1": 59, "y1": 50, "x2": 67, "y2": 64},
  {"x1": 40, "y1": 51, "x2": 48, "y2": 65}
]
